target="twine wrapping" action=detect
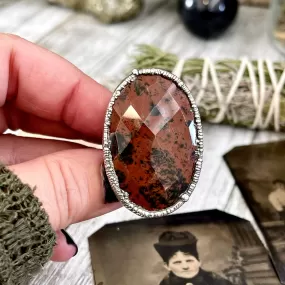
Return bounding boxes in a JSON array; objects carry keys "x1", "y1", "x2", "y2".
[{"x1": 123, "y1": 44, "x2": 285, "y2": 132}]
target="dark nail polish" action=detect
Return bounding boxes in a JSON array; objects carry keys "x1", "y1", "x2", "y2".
[
  {"x1": 102, "y1": 165, "x2": 119, "y2": 203},
  {"x1": 61, "y1": 229, "x2": 78, "y2": 256}
]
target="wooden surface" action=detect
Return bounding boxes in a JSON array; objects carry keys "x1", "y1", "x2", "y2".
[{"x1": 1, "y1": 1, "x2": 285, "y2": 284}]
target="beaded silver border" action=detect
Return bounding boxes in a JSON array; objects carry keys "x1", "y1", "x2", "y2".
[{"x1": 103, "y1": 68, "x2": 203, "y2": 218}]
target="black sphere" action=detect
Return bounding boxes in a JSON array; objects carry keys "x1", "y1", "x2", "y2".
[{"x1": 178, "y1": 0, "x2": 239, "y2": 39}]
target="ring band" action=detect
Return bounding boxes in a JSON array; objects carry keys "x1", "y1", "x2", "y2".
[{"x1": 103, "y1": 68, "x2": 203, "y2": 218}]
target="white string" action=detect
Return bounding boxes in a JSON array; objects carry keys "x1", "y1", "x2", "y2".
[
  {"x1": 172, "y1": 58, "x2": 186, "y2": 78},
  {"x1": 263, "y1": 60, "x2": 285, "y2": 131},
  {"x1": 251, "y1": 59, "x2": 266, "y2": 129},
  {"x1": 195, "y1": 58, "x2": 209, "y2": 105},
  {"x1": 173, "y1": 56, "x2": 284, "y2": 131},
  {"x1": 246, "y1": 58, "x2": 259, "y2": 109},
  {"x1": 264, "y1": 60, "x2": 278, "y2": 129},
  {"x1": 211, "y1": 57, "x2": 248, "y2": 123},
  {"x1": 208, "y1": 58, "x2": 224, "y2": 113}
]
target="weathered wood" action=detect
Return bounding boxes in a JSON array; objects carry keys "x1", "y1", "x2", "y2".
[
  {"x1": 239, "y1": 0, "x2": 269, "y2": 8},
  {"x1": 12, "y1": 4, "x2": 73, "y2": 42},
  {"x1": 1, "y1": 1, "x2": 284, "y2": 284},
  {"x1": 0, "y1": 0, "x2": 44, "y2": 33}
]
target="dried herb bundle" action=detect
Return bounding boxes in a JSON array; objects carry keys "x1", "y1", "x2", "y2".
[{"x1": 127, "y1": 44, "x2": 285, "y2": 132}]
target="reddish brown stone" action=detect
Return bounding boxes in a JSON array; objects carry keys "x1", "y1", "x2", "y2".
[{"x1": 109, "y1": 74, "x2": 198, "y2": 211}]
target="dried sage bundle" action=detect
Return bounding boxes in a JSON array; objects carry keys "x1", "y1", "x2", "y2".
[{"x1": 124, "y1": 45, "x2": 285, "y2": 132}]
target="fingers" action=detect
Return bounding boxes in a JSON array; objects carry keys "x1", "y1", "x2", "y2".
[
  {"x1": 8, "y1": 148, "x2": 121, "y2": 230},
  {"x1": 0, "y1": 134, "x2": 87, "y2": 165},
  {"x1": 0, "y1": 33, "x2": 112, "y2": 142},
  {"x1": 51, "y1": 230, "x2": 78, "y2": 262},
  {"x1": 2, "y1": 105, "x2": 87, "y2": 141},
  {"x1": 0, "y1": 108, "x2": 6, "y2": 133}
]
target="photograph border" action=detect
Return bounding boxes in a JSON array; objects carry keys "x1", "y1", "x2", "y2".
[
  {"x1": 224, "y1": 141, "x2": 285, "y2": 284},
  {"x1": 88, "y1": 209, "x2": 279, "y2": 285}
]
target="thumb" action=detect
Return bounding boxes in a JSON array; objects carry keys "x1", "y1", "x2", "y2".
[{"x1": 8, "y1": 148, "x2": 121, "y2": 231}]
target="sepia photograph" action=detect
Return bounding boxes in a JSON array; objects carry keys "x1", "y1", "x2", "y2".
[
  {"x1": 224, "y1": 140, "x2": 285, "y2": 284},
  {"x1": 88, "y1": 210, "x2": 279, "y2": 285}
]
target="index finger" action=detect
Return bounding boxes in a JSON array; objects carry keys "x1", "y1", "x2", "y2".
[{"x1": 0, "y1": 33, "x2": 112, "y2": 140}]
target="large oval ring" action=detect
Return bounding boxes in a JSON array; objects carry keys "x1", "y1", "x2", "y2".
[{"x1": 102, "y1": 68, "x2": 203, "y2": 218}]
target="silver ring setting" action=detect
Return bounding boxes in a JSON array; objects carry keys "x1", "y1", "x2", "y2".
[{"x1": 103, "y1": 68, "x2": 203, "y2": 218}]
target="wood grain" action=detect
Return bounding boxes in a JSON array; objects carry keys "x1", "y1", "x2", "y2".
[
  {"x1": 1, "y1": 1, "x2": 285, "y2": 284},
  {"x1": 239, "y1": 0, "x2": 269, "y2": 7}
]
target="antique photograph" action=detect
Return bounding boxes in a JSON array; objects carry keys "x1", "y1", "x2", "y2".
[
  {"x1": 224, "y1": 140, "x2": 285, "y2": 284},
  {"x1": 88, "y1": 210, "x2": 279, "y2": 285}
]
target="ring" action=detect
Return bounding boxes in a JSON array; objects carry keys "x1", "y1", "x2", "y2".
[{"x1": 102, "y1": 68, "x2": 203, "y2": 218}]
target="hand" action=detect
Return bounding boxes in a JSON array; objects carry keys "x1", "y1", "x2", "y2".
[
  {"x1": 0, "y1": 33, "x2": 121, "y2": 262},
  {"x1": 269, "y1": 189, "x2": 285, "y2": 212}
]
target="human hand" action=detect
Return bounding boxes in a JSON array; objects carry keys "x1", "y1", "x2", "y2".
[
  {"x1": 0, "y1": 33, "x2": 121, "y2": 262},
  {"x1": 269, "y1": 188, "x2": 285, "y2": 212}
]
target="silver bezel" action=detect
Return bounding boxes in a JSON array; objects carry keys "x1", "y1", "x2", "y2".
[{"x1": 103, "y1": 68, "x2": 203, "y2": 218}]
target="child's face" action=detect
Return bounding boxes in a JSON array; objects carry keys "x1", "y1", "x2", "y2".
[{"x1": 165, "y1": 251, "x2": 201, "y2": 279}]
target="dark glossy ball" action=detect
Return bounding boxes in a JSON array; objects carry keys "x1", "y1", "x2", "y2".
[{"x1": 178, "y1": 0, "x2": 239, "y2": 39}]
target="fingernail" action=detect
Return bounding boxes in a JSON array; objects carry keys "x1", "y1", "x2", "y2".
[
  {"x1": 102, "y1": 165, "x2": 119, "y2": 203},
  {"x1": 61, "y1": 229, "x2": 78, "y2": 256}
]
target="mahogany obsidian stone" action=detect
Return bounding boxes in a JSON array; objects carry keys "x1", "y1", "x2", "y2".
[
  {"x1": 178, "y1": 0, "x2": 238, "y2": 39},
  {"x1": 108, "y1": 74, "x2": 198, "y2": 211}
]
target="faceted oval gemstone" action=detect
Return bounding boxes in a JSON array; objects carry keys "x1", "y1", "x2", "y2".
[{"x1": 109, "y1": 74, "x2": 199, "y2": 211}]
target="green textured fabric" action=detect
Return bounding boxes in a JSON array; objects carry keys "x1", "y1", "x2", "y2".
[{"x1": 0, "y1": 164, "x2": 56, "y2": 285}]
